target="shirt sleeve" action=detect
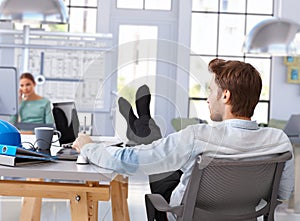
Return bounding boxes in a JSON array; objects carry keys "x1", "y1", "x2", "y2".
[
  {"x1": 8, "y1": 114, "x2": 17, "y2": 124},
  {"x1": 44, "y1": 100, "x2": 55, "y2": 124},
  {"x1": 81, "y1": 126, "x2": 196, "y2": 175},
  {"x1": 277, "y1": 153, "x2": 295, "y2": 200},
  {"x1": 274, "y1": 132, "x2": 295, "y2": 201}
]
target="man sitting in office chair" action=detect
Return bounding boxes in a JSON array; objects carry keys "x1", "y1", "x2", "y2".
[{"x1": 72, "y1": 58, "x2": 294, "y2": 221}]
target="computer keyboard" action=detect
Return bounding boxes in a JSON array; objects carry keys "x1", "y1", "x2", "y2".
[
  {"x1": 55, "y1": 148, "x2": 78, "y2": 160},
  {"x1": 61, "y1": 143, "x2": 73, "y2": 148}
]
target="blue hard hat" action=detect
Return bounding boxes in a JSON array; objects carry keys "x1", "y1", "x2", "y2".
[{"x1": 0, "y1": 120, "x2": 21, "y2": 147}]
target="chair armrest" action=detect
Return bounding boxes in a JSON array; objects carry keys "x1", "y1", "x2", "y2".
[{"x1": 146, "y1": 194, "x2": 183, "y2": 216}]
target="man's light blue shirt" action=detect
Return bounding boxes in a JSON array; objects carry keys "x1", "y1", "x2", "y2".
[{"x1": 81, "y1": 119, "x2": 294, "y2": 210}]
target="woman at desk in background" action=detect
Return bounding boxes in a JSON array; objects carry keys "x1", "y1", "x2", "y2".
[{"x1": 9, "y1": 73, "x2": 54, "y2": 124}]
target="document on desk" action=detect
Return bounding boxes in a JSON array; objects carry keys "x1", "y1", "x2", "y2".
[{"x1": 0, "y1": 144, "x2": 54, "y2": 167}]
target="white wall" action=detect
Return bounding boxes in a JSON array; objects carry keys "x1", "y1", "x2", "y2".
[
  {"x1": 0, "y1": 23, "x2": 15, "y2": 122},
  {"x1": 0, "y1": 22, "x2": 14, "y2": 67},
  {"x1": 270, "y1": 0, "x2": 300, "y2": 120}
]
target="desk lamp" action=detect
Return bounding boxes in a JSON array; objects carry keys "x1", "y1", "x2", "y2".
[{"x1": 243, "y1": 18, "x2": 300, "y2": 56}]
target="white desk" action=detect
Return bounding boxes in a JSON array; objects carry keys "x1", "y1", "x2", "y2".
[{"x1": 0, "y1": 135, "x2": 129, "y2": 221}]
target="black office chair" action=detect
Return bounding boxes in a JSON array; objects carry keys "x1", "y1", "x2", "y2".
[
  {"x1": 52, "y1": 107, "x2": 79, "y2": 145},
  {"x1": 145, "y1": 151, "x2": 292, "y2": 221}
]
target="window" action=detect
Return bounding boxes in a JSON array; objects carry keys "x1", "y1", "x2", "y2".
[
  {"x1": 117, "y1": 0, "x2": 172, "y2": 10},
  {"x1": 189, "y1": 0, "x2": 273, "y2": 124},
  {"x1": 111, "y1": 0, "x2": 179, "y2": 136},
  {"x1": 64, "y1": 0, "x2": 97, "y2": 33}
]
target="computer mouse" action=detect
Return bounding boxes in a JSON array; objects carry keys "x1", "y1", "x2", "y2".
[{"x1": 76, "y1": 155, "x2": 89, "y2": 164}]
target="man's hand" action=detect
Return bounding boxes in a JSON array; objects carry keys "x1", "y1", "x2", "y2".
[{"x1": 72, "y1": 134, "x2": 93, "y2": 153}]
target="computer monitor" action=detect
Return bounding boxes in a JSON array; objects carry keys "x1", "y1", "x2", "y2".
[
  {"x1": 14, "y1": 122, "x2": 55, "y2": 131},
  {"x1": 0, "y1": 67, "x2": 18, "y2": 115},
  {"x1": 283, "y1": 114, "x2": 300, "y2": 144},
  {"x1": 52, "y1": 101, "x2": 80, "y2": 145}
]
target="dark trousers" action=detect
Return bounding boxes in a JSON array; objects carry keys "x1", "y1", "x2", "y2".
[{"x1": 145, "y1": 169, "x2": 183, "y2": 221}]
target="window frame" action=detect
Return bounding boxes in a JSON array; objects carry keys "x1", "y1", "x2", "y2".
[{"x1": 189, "y1": 0, "x2": 274, "y2": 124}]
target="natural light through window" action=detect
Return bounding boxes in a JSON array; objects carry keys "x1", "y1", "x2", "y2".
[
  {"x1": 189, "y1": 0, "x2": 273, "y2": 124},
  {"x1": 117, "y1": 0, "x2": 171, "y2": 10}
]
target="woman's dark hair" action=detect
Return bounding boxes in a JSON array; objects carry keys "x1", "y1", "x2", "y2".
[{"x1": 20, "y1": 72, "x2": 36, "y2": 84}]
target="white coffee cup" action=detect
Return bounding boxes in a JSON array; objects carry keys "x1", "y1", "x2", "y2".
[{"x1": 34, "y1": 127, "x2": 61, "y2": 150}]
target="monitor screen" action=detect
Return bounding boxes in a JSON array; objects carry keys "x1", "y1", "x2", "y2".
[
  {"x1": 283, "y1": 114, "x2": 300, "y2": 137},
  {"x1": 14, "y1": 122, "x2": 54, "y2": 131},
  {"x1": 0, "y1": 67, "x2": 18, "y2": 115},
  {"x1": 283, "y1": 114, "x2": 300, "y2": 144},
  {"x1": 52, "y1": 101, "x2": 80, "y2": 145}
]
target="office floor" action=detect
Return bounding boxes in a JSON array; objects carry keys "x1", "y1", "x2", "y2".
[{"x1": 0, "y1": 174, "x2": 299, "y2": 221}]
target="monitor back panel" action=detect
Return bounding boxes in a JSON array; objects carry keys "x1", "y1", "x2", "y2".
[
  {"x1": 283, "y1": 114, "x2": 300, "y2": 144},
  {"x1": 52, "y1": 102, "x2": 80, "y2": 145}
]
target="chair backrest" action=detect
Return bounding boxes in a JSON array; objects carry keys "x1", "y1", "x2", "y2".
[
  {"x1": 52, "y1": 102, "x2": 80, "y2": 145},
  {"x1": 179, "y1": 152, "x2": 292, "y2": 221}
]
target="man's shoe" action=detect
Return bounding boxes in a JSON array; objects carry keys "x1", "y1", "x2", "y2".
[{"x1": 136, "y1": 84, "x2": 151, "y2": 118}]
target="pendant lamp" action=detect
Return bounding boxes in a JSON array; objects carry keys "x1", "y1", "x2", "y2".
[
  {"x1": 243, "y1": 18, "x2": 300, "y2": 56},
  {"x1": 0, "y1": 0, "x2": 68, "y2": 24}
]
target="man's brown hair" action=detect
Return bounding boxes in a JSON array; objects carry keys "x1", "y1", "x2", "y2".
[{"x1": 208, "y1": 58, "x2": 262, "y2": 118}]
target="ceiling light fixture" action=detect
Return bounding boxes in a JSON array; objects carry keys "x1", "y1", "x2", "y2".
[
  {"x1": 0, "y1": 0, "x2": 69, "y2": 72},
  {"x1": 243, "y1": 18, "x2": 300, "y2": 56},
  {"x1": 0, "y1": 0, "x2": 68, "y2": 24}
]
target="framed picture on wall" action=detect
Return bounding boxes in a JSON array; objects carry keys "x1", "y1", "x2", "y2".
[
  {"x1": 287, "y1": 66, "x2": 300, "y2": 83},
  {"x1": 284, "y1": 56, "x2": 300, "y2": 84},
  {"x1": 284, "y1": 56, "x2": 296, "y2": 65}
]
